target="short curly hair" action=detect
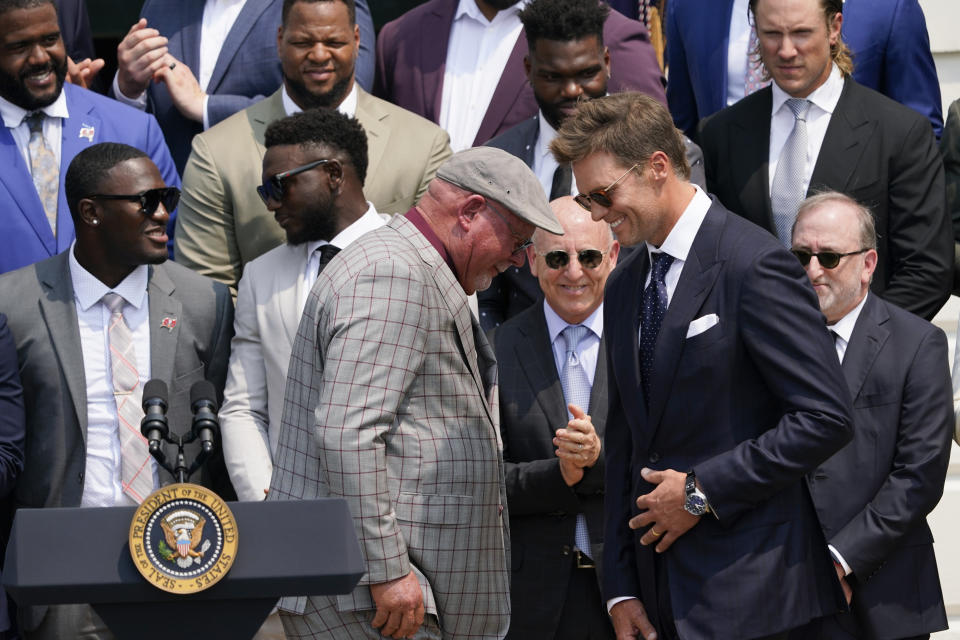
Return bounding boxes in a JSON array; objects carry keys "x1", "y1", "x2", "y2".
[
  {"x1": 0, "y1": 0, "x2": 53, "y2": 16},
  {"x1": 281, "y1": 0, "x2": 354, "y2": 27},
  {"x1": 264, "y1": 108, "x2": 369, "y2": 184},
  {"x1": 65, "y1": 142, "x2": 150, "y2": 220},
  {"x1": 519, "y1": 0, "x2": 609, "y2": 50}
]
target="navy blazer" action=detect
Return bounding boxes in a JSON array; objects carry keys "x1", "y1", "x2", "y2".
[
  {"x1": 0, "y1": 83, "x2": 179, "y2": 275},
  {"x1": 699, "y1": 77, "x2": 952, "y2": 322},
  {"x1": 666, "y1": 0, "x2": 943, "y2": 139},
  {"x1": 603, "y1": 199, "x2": 853, "y2": 639},
  {"x1": 806, "y1": 294, "x2": 950, "y2": 639},
  {"x1": 0, "y1": 314, "x2": 25, "y2": 633}
]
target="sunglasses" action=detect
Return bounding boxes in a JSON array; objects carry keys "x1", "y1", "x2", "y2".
[
  {"x1": 87, "y1": 187, "x2": 180, "y2": 216},
  {"x1": 256, "y1": 159, "x2": 330, "y2": 204},
  {"x1": 790, "y1": 248, "x2": 868, "y2": 269},
  {"x1": 485, "y1": 200, "x2": 533, "y2": 255},
  {"x1": 539, "y1": 249, "x2": 607, "y2": 270},
  {"x1": 574, "y1": 163, "x2": 640, "y2": 211}
]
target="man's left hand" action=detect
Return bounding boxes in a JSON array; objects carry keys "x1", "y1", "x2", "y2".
[
  {"x1": 65, "y1": 56, "x2": 105, "y2": 89},
  {"x1": 630, "y1": 467, "x2": 699, "y2": 552},
  {"x1": 154, "y1": 55, "x2": 205, "y2": 122}
]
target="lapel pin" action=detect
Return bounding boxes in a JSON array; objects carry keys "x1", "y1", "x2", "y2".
[
  {"x1": 160, "y1": 317, "x2": 177, "y2": 332},
  {"x1": 79, "y1": 124, "x2": 95, "y2": 142}
]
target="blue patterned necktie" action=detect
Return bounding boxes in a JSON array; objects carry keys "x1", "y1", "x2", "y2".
[
  {"x1": 771, "y1": 98, "x2": 812, "y2": 246},
  {"x1": 559, "y1": 324, "x2": 593, "y2": 558},
  {"x1": 640, "y1": 252, "x2": 675, "y2": 408},
  {"x1": 26, "y1": 112, "x2": 59, "y2": 237}
]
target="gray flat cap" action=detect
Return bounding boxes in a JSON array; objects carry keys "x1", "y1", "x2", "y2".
[{"x1": 437, "y1": 146, "x2": 563, "y2": 235}]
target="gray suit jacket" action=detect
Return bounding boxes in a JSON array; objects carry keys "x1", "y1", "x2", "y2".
[
  {"x1": 0, "y1": 253, "x2": 234, "y2": 630},
  {"x1": 268, "y1": 215, "x2": 510, "y2": 636},
  {"x1": 174, "y1": 87, "x2": 452, "y2": 296}
]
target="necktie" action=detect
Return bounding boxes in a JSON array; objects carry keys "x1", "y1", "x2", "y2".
[
  {"x1": 550, "y1": 164, "x2": 573, "y2": 201},
  {"x1": 744, "y1": 26, "x2": 770, "y2": 95},
  {"x1": 771, "y1": 98, "x2": 812, "y2": 246},
  {"x1": 316, "y1": 244, "x2": 341, "y2": 275},
  {"x1": 26, "y1": 112, "x2": 59, "y2": 237},
  {"x1": 639, "y1": 252, "x2": 675, "y2": 408},
  {"x1": 830, "y1": 329, "x2": 843, "y2": 363},
  {"x1": 103, "y1": 293, "x2": 154, "y2": 503},
  {"x1": 559, "y1": 324, "x2": 593, "y2": 557}
]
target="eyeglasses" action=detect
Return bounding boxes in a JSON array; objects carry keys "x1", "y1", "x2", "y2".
[
  {"x1": 790, "y1": 248, "x2": 869, "y2": 269},
  {"x1": 538, "y1": 249, "x2": 607, "y2": 270},
  {"x1": 574, "y1": 163, "x2": 640, "y2": 211},
  {"x1": 256, "y1": 159, "x2": 330, "y2": 204},
  {"x1": 485, "y1": 200, "x2": 533, "y2": 255},
  {"x1": 87, "y1": 187, "x2": 180, "y2": 216}
]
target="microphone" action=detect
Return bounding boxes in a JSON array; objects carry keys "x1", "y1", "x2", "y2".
[
  {"x1": 189, "y1": 380, "x2": 220, "y2": 456},
  {"x1": 140, "y1": 379, "x2": 169, "y2": 463}
]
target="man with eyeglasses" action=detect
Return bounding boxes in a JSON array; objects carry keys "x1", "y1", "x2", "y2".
[
  {"x1": 788, "y1": 190, "x2": 950, "y2": 640},
  {"x1": 0, "y1": 142, "x2": 234, "y2": 640},
  {"x1": 268, "y1": 145, "x2": 562, "y2": 639},
  {"x1": 489, "y1": 195, "x2": 619, "y2": 639},
  {"x1": 552, "y1": 91, "x2": 854, "y2": 639}
]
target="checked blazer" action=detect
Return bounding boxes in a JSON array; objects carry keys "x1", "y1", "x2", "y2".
[{"x1": 268, "y1": 214, "x2": 510, "y2": 637}]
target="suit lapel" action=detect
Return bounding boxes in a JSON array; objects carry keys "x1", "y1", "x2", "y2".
[
  {"x1": 174, "y1": 2, "x2": 206, "y2": 74},
  {"x1": 36, "y1": 254, "x2": 88, "y2": 438},
  {"x1": 608, "y1": 249, "x2": 649, "y2": 441},
  {"x1": 589, "y1": 333, "x2": 609, "y2": 431},
  {"x1": 0, "y1": 125, "x2": 54, "y2": 255},
  {"x1": 809, "y1": 78, "x2": 874, "y2": 193},
  {"x1": 473, "y1": 35, "x2": 527, "y2": 146},
  {"x1": 208, "y1": 0, "x2": 271, "y2": 91},
  {"x1": 515, "y1": 309, "x2": 568, "y2": 437},
  {"x1": 285, "y1": 244, "x2": 311, "y2": 345},
  {"x1": 731, "y1": 89, "x2": 774, "y2": 230},
  {"x1": 421, "y1": 2, "x2": 454, "y2": 122},
  {"x1": 839, "y1": 295, "x2": 888, "y2": 400},
  {"x1": 147, "y1": 265, "x2": 182, "y2": 386},
  {"x1": 356, "y1": 89, "x2": 389, "y2": 195},
  {"x1": 59, "y1": 89, "x2": 103, "y2": 251}
]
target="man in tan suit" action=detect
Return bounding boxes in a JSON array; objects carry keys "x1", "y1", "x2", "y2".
[
  {"x1": 174, "y1": 0, "x2": 451, "y2": 295},
  {"x1": 221, "y1": 107, "x2": 386, "y2": 502}
]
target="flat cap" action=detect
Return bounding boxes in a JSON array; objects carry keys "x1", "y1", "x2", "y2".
[{"x1": 437, "y1": 146, "x2": 563, "y2": 235}]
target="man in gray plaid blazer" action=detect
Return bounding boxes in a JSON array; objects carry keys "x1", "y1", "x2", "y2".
[{"x1": 268, "y1": 146, "x2": 563, "y2": 639}]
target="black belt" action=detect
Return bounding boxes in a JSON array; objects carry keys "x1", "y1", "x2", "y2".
[{"x1": 574, "y1": 548, "x2": 595, "y2": 569}]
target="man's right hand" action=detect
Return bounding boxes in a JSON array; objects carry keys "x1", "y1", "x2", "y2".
[
  {"x1": 610, "y1": 599, "x2": 658, "y2": 640},
  {"x1": 116, "y1": 18, "x2": 169, "y2": 98},
  {"x1": 370, "y1": 571, "x2": 425, "y2": 639}
]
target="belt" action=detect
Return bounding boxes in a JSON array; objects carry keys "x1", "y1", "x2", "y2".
[{"x1": 574, "y1": 548, "x2": 595, "y2": 569}]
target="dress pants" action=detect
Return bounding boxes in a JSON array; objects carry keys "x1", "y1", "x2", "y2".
[
  {"x1": 789, "y1": 612, "x2": 929, "y2": 640},
  {"x1": 554, "y1": 564, "x2": 614, "y2": 640}
]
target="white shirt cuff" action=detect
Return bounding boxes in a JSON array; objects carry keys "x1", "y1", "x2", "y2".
[
  {"x1": 606, "y1": 596, "x2": 636, "y2": 614},
  {"x1": 828, "y1": 544, "x2": 852, "y2": 576},
  {"x1": 112, "y1": 72, "x2": 148, "y2": 110},
  {"x1": 201, "y1": 94, "x2": 211, "y2": 130}
]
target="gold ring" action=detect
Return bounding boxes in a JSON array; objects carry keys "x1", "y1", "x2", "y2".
[{"x1": 650, "y1": 528, "x2": 663, "y2": 537}]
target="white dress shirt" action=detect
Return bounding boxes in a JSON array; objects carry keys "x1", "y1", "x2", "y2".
[
  {"x1": 69, "y1": 246, "x2": 159, "y2": 507},
  {"x1": 299, "y1": 202, "x2": 385, "y2": 313},
  {"x1": 726, "y1": 0, "x2": 751, "y2": 106},
  {"x1": 281, "y1": 82, "x2": 358, "y2": 118},
  {"x1": 544, "y1": 301, "x2": 603, "y2": 387},
  {"x1": 767, "y1": 64, "x2": 844, "y2": 194},
  {"x1": 0, "y1": 91, "x2": 69, "y2": 170},
  {"x1": 533, "y1": 111, "x2": 579, "y2": 198},
  {"x1": 439, "y1": 0, "x2": 527, "y2": 151}
]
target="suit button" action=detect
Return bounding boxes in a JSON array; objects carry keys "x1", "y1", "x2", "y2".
[
  {"x1": 562, "y1": 545, "x2": 571, "y2": 556},
  {"x1": 78, "y1": 471, "x2": 84, "y2": 483},
  {"x1": 648, "y1": 452, "x2": 660, "y2": 463},
  {"x1": 814, "y1": 473, "x2": 827, "y2": 480}
]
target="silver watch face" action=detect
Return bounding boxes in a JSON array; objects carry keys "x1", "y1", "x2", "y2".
[{"x1": 685, "y1": 494, "x2": 708, "y2": 516}]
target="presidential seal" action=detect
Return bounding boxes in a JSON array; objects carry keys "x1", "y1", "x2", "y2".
[{"x1": 129, "y1": 483, "x2": 238, "y2": 594}]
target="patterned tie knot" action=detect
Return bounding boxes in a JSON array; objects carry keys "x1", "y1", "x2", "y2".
[
  {"x1": 102, "y1": 292, "x2": 126, "y2": 314},
  {"x1": 786, "y1": 98, "x2": 811, "y2": 122},
  {"x1": 25, "y1": 111, "x2": 44, "y2": 134},
  {"x1": 562, "y1": 324, "x2": 588, "y2": 359},
  {"x1": 650, "y1": 252, "x2": 675, "y2": 284}
]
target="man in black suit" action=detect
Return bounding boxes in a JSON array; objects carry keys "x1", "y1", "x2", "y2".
[
  {"x1": 0, "y1": 313, "x2": 25, "y2": 639},
  {"x1": 699, "y1": 0, "x2": 952, "y2": 321},
  {"x1": 553, "y1": 91, "x2": 853, "y2": 639},
  {"x1": 789, "y1": 191, "x2": 951, "y2": 640},
  {"x1": 491, "y1": 195, "x2": 619, "y2": 640}
]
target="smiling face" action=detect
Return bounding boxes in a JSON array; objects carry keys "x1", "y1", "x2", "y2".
[
  {"x1": 754, "y1": 0, "x2": 841, "y2": 98},
  {"x1": 0, "y1": 3, "x2": 67, "y2": 110},
  {"x1": 455, "y1": 197, "x2": 535, "y2": 295},
  {"x1": 529, "y1": 197, "x2": 618, "y2": 324},
  {"x1": 278, "y1": 0, "x2": 358, "y2": 110},
  {"x1": 526, "y1": 36, "x2": 609, "y2": 131}
]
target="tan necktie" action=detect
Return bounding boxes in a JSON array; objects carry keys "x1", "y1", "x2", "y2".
[
  {"x1": 26, "y1": 112, "x2": 59, "y2": 237},
  {"x1": 103, "y1": 293, "x2": 154, "y2": 503}
]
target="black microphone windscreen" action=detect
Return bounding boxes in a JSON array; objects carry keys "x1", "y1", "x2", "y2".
[
  {"x1": 143, "y1": 379, "x2": 168, "y2": 405},
  {"x1": 190, "y1": 380, "x2": 218, "y2": 410}
]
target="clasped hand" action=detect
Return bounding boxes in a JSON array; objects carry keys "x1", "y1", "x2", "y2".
[{"x1": 629, "y1": 467, "x2": 700, "y2": 552}]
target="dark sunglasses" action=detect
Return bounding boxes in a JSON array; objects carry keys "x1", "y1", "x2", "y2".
[
  {"x1": 256, "y1": 159, "x2": 330, "y2": 204},
  {"x1": 574, "y1": 163, "x2": 640, "y2": 211},
  {"x1": 539, "y1": 249, "x2": 607, "y2": 270},
  {"x1": 87, "y1": 187, "x2": 180, "y2": 216},
  {"x1": 790, "y1": 248, "x2": 868, "y2": 269},
  {"x1": 485, "y1": 201, "x2": 533, "y2": 255}
]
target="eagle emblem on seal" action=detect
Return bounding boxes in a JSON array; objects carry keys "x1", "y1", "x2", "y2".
[{"x1": 158, "y1": 510, "x2": 211, "y2": 568}]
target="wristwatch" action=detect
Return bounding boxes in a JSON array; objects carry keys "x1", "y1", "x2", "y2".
[{"x1": 684, "y1": 470, "x2": 711, "y2": 516}]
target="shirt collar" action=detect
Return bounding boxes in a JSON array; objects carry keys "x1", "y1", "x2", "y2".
[
  {"x1": 304, "y1": 202, "x2": 383, "y2": 256},
  {"x1": 536, "y1": 110, "x2": 558, "y2": 162},
  {"x1": 827, "y1": 290, "x2": 868, "y2": 344},
  {"x1": 455, "y1": 0, "x2": 526, "y2": 25},
  {"x1": 771, "y1": 63, "x2": 844, "y2": 118},
  {"x1": 281, "y1": 81, "x2": 358, "y2": 118},
  {"x1": 69, "y1": 242, "x2": 150, "y2": 312},
  {"x1": 645, "y1": 185, "x2": 712, "y2": 263},
  {"x1": 0, "y1": 89, "x2": 70, "y2": 129},
  {"x1": 544, "y1": 300, "x2": 604, "y2": 345}
]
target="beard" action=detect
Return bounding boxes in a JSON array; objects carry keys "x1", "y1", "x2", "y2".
[
  {"x1": 484, "y1": 0, "x2": 522, "y2": 8},
  {"x1": 0, "y1": 57, "x2": 67, "y2": 111},
  {"x1": 285, "y1": 71, "x2": 353, "y2": 110},
  {"x1": 286, "y1": 196, "x2": 338, "y2": 246}
]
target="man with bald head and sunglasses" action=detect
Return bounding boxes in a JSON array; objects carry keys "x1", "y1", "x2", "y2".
[{"x1": 789, "y1": 190, "x2": 951, "y2": 640}]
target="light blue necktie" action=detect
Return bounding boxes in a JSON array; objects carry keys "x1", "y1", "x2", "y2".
[
  {"x1": 560, "y1": 324, "x2": 593, "y2": 558},
  {"x1": 771, "y1": 98, "x2": 812, "y2": 246}
]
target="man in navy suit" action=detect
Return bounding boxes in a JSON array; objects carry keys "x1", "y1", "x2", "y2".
[
  {"x1": 552, "y1": 91, "x2": 853, "y2": 639},
  {"x1": 0, "y1": 0, "x2": 179, "y2": 275},
  {"x1": 667, "y1": 0, "x2": 942, "y2": 139},
  {"x1": 112, "y1": 0, "x2": 376, "y2": 172},
  {"x1": 788, "y1": 192, "x2": 950, "y2": 640}
]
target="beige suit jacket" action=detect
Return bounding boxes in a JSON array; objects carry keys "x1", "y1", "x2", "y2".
[{"x1": 174, "y1": 87, "x2": 451, "y2": 295}]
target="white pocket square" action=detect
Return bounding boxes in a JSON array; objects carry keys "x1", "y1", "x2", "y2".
[{"x1": 686, "y1": 313, "x2": 719, "y2": 338}]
